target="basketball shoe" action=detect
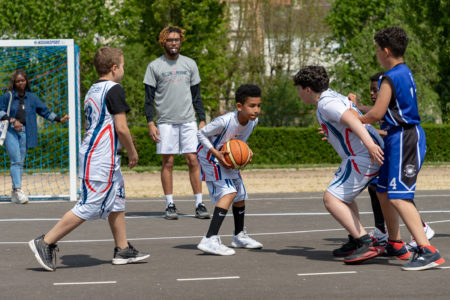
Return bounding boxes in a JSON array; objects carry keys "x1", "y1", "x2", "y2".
[
  {"x1": 401, "y1": 245, "x2": 445, "y2": 271},
  {"x1": 112, "y1": 243, "x2": 150, "y2": 265},
  {"x1": 369, "y1": 228, "x2": 388, "y2": 246},
  {"x1": 343, "y1": 235, "x2": 384, "y2": 264},
  {"x1": 165, "y1": 203, "x2": 178, "y2": 220},
  {"x1": 195, "y1": 203, "x2": 210, "y2": 219},
  {"x1": 197, "y1": 235, "x2": 235, "y2": 256},
  {"x1": 385, "y1": 240, "x2": 411, "y2": 260},
  {"x1": 28, "y1": 234, "x2": 58, "y2": 271},
  {"x1": 332, "y1": 235, "x2": 358, "y2": 257},
  {"x1": 406, "y1": 222, "x2": 435, "y2": 250},
  {"x1": 231, "y1": 230, "x2": 263, "y2": 249}
]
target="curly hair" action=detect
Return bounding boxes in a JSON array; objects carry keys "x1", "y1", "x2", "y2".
[
  {"x1": 8, "y1": 69, "x2": 31, "y2": 92},
  {"x1": 370, "y1": 71, "x2": 385, "y2": 82},
  {"x1": 293, "y1": 66, "x2": 329, "y2": 93},
  {"x1": 374, "y1": 27, "x2": 408, "y2": 58},
  {"x1": 94, "y1": 46, "x2": 123, "y2": 76},
  {"x1": 159, "y1": 26, "x2": 186, "y2": 47},
  {"x1": 235, "y1": 84, "x2": 261, "y2": 104}
]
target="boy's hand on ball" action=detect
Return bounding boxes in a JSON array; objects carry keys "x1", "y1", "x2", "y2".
[{"x1": 210, "y1": 148, "x2": 232, "y2": 169}]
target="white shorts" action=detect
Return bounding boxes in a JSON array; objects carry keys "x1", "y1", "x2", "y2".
[
  {"x1": 206, "y1": 178, "x2": 247, "y2": 204},
  {"x1": 72, "y1": 177, "x2": 125, "y2": 221},
  {"x1": 327, "y1": 157, "x2": 380, "y2": 204},
  {"x1": 157, "y1": 121, "x2": 198, "y2": 154}
]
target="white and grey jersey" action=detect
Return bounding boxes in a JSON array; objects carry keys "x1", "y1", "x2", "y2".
[{"x1": 197, "y1": 111, "x2": 257, "y2": 181}]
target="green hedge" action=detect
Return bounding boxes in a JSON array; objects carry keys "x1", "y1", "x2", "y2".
[
  {"x1": 6, "y1": 125, "x2": 446, "y2": 169},
  {"x1": 124, "y1": 124, "x2": 450, "y2": 166}
]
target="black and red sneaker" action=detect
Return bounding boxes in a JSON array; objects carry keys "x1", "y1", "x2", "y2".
[
  {"x1": 385, "y1": 240, "x2": 411, "y2": 260},
  {"x1": 343, "y1": 242, "x2": 384, "y2": 265},
  {"x1": 332, "y1": 235, "x2": 358, "y2": 257}
]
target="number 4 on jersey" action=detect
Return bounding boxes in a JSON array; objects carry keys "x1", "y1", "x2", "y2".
[{"x1": 390, "y1": 177, "x2": 397, "y2": 190}]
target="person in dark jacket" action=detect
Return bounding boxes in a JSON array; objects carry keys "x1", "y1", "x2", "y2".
[{"x1": 0, "y1": 70, "x2": 68, "y2": 204}]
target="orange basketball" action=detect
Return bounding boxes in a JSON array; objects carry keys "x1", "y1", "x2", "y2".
[{"x1": 220, "y1": 139, "x2": 251, "y2": 170}]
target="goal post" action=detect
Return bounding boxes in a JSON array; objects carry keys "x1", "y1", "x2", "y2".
[{"x1": 0, "y1": 39, "x2": 80, "y2": 202}]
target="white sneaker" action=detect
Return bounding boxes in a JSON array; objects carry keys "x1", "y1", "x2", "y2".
[
  {"x1": 11, "y1": 189, "x2": 29, "y2": 204},
  {"x1": 231, "y1": 230, "x2": 263, "y2": 249},
  {"x1": 407, "y1": 222, "x2": 435, "y2": 249},
  {"x1": 197, "y1": 236, "x2": 235, "y2": 256},
  {"x1": 369, "y1": 228, "x2": 388, "y2": 244}
]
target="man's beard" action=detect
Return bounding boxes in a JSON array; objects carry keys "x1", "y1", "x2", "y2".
[{"x1": 165, "y1": 45, "x2": 179, "y2": 57}]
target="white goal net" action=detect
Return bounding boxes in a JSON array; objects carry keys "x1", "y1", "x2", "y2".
[{"x1": 0, "y1": 39, "x2": 80, "y2": 201}]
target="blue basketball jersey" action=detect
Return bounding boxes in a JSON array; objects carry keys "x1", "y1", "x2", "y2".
[{"x1": 378, "y1": 63, "x2": 420, "y2": 128}]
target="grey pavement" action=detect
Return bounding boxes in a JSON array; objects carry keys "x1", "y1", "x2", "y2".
[{"x1": 1, "y1": 190, "x2": 450, "y2": 299}]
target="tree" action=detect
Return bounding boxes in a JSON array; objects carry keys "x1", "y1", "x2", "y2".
[
  {"x1": 0, "y1": 0, "x2": 122, "y2": 95},
  {"x1": 259, "y1": 74, "x2": 315, "y2": 127},
  {"x1": 221, "y1": 0, "x2": 329, "y2": 126},
  {"x1": 326, "y1": 0, "x2": 442, "y2": 123},
  {"x1": 401, "y1": 0, "x2": 450, "y2": 123},
  {"x1": 119, "y1": 0, "x2": 230, "y2": 118}
]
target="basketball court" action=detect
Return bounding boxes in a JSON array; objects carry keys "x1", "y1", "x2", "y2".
[{"x1": 1, "y1": 189, "x2": 449, "y2": 299}]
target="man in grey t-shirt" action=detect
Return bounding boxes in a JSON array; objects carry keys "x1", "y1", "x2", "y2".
[{"x1": 143, "y1": 26, "x2": 209, "y2": 220}]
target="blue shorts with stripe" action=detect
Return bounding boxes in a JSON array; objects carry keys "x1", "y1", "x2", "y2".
[{"x1": 376, "y1": 125, "x2": 426, "y2": 199}]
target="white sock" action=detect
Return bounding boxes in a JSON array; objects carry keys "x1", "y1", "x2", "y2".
[
  {"x1": 165, "y1": 194, "x2": 174, "y2": 208},
  {"x1": 195, "y1": 193, "x2": 203, "y2": 208}
]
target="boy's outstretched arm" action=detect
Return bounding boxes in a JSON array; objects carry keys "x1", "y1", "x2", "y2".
[
  {"x1": 360, "y1": 81, "x2": 391, "y2": 124},
  {"x1": 114, "y1": 112, "x2": 138, "y2": 169},
  {"x1": 340, "y1": 109, "x2": 384, "y2": 165}
]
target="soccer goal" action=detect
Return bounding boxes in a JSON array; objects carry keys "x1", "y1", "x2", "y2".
[{"x1": 0, "y1": 39, "x2": 80, "y2": 201}]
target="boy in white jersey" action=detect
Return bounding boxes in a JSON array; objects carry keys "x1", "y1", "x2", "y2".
[
  {"x1": 196, "y1": 84, "x2": 263, "y2": 255},
  {"x1": 28, "y1": 47, "x2": 149, "y2": 271},
  {"x1": 294, "y1": 66, "x2": 385, "y2": 264}
]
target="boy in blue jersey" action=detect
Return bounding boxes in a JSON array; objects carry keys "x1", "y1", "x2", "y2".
[
  {"x1": 351, "y1": 73, "x2": 435, "y2": 250},
  {"x1": 357, "y1": 26, "x2": 444, "y2": 270},
  {"x1": 28, "y1": 47, "x2": 149, "y2": 271}
]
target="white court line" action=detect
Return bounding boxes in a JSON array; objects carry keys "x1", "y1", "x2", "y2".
[
  {"x1": 0, "y1": 193, "x2": 447, "y2": 205},
  {"x1": 4, "y1": 218, "x2": 450, "y2": 245},
  {"x1": 3, "y1": 210, "x2": 450, "y2": 222},
  {"x1": 177, "y1": 276, "x2": 239, "y2": 281},
  {"x1": 0, "y1": 228, "x2": 347, "y2": 245},
  {"x1": 439, "y1": 266, "x2": 450, "y2": 269},
  {"x1": 123, "y1": 193, "x2": 450, "y2": 203},
  {"x1": 297, "y1": 271, "x2": 357, "y2": 276},
  {"x1": 53, "y1": 281, "x2": 116, "y2": 286}
]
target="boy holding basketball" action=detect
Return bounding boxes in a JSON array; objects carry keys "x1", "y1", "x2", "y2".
[
  {"x1": 293, "y1": 66, "x2": 385, "y2": 264},
  {"x1": 28, "y1": 47, "x2": 149, "y2": 271},
  {"x1": 196, "y1": 84, "x2": 263, "y2": 255},
  {"x1": 356, "y1": 26, "x2": 444, "y2": 270}
]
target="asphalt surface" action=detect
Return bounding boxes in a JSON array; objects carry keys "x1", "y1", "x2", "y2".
[{"x1": 1, "y1": 190, "x2": 450, "y2": 299}]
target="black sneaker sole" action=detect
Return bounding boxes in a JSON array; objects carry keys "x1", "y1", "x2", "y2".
[{"x1": 195, "y1": 213, "x2": 210, "y2": 219}]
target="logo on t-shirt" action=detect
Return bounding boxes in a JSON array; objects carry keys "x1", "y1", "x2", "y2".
[{"x1": 161, "y1": 67, "x2": 188, "y2": 82}]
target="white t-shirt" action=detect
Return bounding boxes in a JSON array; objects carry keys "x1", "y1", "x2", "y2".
[
  {"x1": 197, "y1": 111, "x2": 257, "y2": 181},
  {"x1": 316, "y1": 89, "x2": 384, "y2": 160}
]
